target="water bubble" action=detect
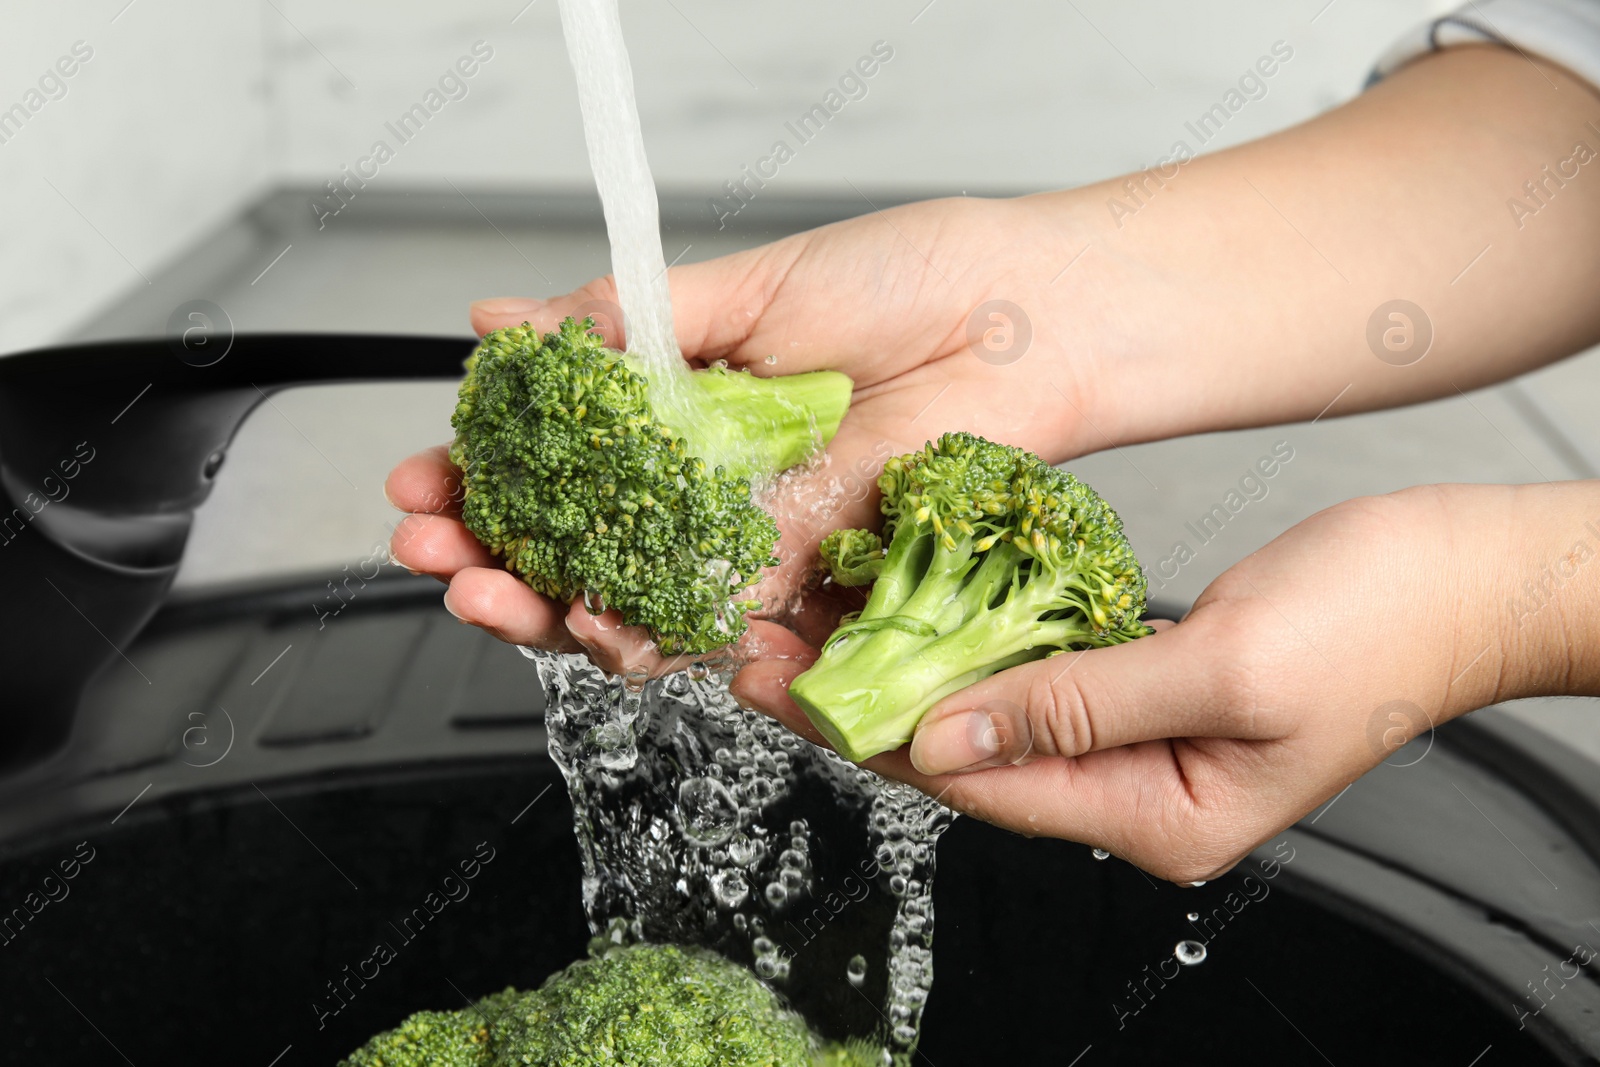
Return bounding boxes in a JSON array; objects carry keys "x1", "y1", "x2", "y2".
[
  {"x1": 623, "y1": 665, "x2": 649, "y2": 693},
  {"x1": 687, "y1": 661, "x2": 709, "y2": 682},
  {"x1": 763, "y1": 354, "x2": 778, "y2": 365},
  {"x1": 1175, "y1": 940, "x2": 1208, "y2": 966},
  {"x1": 727, "y1": 833, "x2": 763, "y2": 867},
  {"x1": 677, "y1": 777, "x2": 739, "y2": 847},
  {"x1": 764, "y1": 882, "x2": 788, "y2": 907},
  {"x1": 1091, "y1": 848, "x2": 1111, "y2": 861},
  {"x1": 710, "y1": 868, "x2": 749, "y2": 908},
  {"x1": 1186, "y1": 911, "x2": 1200, "y2": 922},
  {"x1": 847, "y1": 955, "x2": 868, "y2": 988}
]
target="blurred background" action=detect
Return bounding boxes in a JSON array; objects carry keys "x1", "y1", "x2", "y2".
[{"x1": 6, "y1": 0, "x2": 1598, "y2": 752}]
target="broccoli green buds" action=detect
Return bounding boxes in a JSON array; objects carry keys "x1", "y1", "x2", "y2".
[
  {"x1": 449, "y1": 318, "x2": 852, "y2": 655},
  {"x1": 790, "y1": 432, "x2": 1153, "y2": 763},
  {"x1": 338, "y1": 944, "x2": 885, "y2": 1067}
]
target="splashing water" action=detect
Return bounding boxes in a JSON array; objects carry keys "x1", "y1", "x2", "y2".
[
  {"x1": 548, "y1": 0, "x2": 949, "y2": 1056},
  {"x1": 534, "y1": 651, "x2": 950, "y2": 1060}
]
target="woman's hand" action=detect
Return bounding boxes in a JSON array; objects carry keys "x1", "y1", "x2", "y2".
[
  {"x1": 733, "y1": 482, "x2": 1600, "y2": 882},
  {"x1": 386, "y1": 195, "x2": 1112, "y2": 672},
  {"x1": 388, "y1": 47, "x2": 1600, "y2": 677}
]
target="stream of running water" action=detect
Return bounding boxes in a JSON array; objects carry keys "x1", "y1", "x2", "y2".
[{"x1": 547, "y1": 0, "x2": 949, "y2": 1059}]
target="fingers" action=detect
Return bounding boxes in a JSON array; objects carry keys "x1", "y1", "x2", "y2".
[
  {"x1": 908, "y1": 617, "x2": 1264, "y2": 776},
  {"x1": 386, "y1": 444, "x2": 464, "y2": 516},
  {"x1": 391, "y1": 514, "x2": 498, "y2": 579},
  {"x1": 735, "y1": 648, "x2": 1260, "y2": 881},
  {"x1": 469, "y1": 244, "x2": 795, "y2": 365},
  {"x1": 442, "y1": 567, "x2": 584, "y2": 653},
  {"x1": 730, "y1": 652, "x2": 830, "y2": 748}
]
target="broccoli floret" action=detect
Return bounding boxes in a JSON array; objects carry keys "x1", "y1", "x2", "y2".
[
  {"x1": 338, "y1": 945, "x2": 888, "y2": 1067},
  {"x1": 818, "y1": 528, "x2": 885, "y2": 587},
  {"x1": 789, "y1": 432, "x2": 1153, "y2": 763},
  {"x1": 450, "y1": 318, "x2": 852, "y2": 654},
  {"x1": 494, "y1": 943, "x2": 816, "y2": 1065},
  {"x1": 337, "y1": 1004, "x2": 493, "y2": 1067}
]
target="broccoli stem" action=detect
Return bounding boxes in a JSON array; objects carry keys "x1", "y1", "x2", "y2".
[
  {"x1": 791, "y1": 542, "x2": 1122, "y2": 763},
  {"x1": 638, "y1": 359, "x2": 854, "y2": 481}
]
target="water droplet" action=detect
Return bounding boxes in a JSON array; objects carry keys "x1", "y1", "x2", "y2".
[
  {"x1": 1186, "y1": 911, "x2": 1200, "y2": 922},
  {"x1": 709, "y1": 868, "x2": 749, "y2": 908},
  {"x1": 677, "y1": 777, "x2": 739, "y2": 847},
  {"x1": 846, "y1": 954, "x2": 868, "y2": 987},
  {"x1": 687, "y1": 661, "x2": 709, "y2": 682},
  {"x1": 622, "y1": 665, "x2": 649, "y2": 692},
  {"x1": 1175, "y1": 940, "x2": 1207, "y2": 966},
  {"x1": 1091, "y1": 848, "x2": 1111, "y2": 861},
  {"x1": 727, "y1": 832, "x2": 763, "y2": 867},
  {"x1": 711, "y1": 358, "x2": 729, "y2": 370},
  {"x1": 763, "y1": 353, "x2": 777, "y2": 365},
  {"x1": 764, "y1": 882, "x2": 788, "y2": 907},
  {"x1": 581, "y1": 589, "x2": 606, "y2": 615}
]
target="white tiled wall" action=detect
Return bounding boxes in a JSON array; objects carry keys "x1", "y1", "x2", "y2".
[
  {"x1": 1, "y1": 1, "x2": 1450, "y2": 355},
  {"x1": 275, "y1": 0, "x2": 1449, "y2": 194},
  {"x1": 0, "y1": 2, "x2": 272, "y2": 354}
]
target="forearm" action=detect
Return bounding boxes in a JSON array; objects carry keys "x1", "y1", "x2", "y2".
[
  {"x1": 1040, "y1": 46, "x2": 1600, "y2": 447},
  {"x1": 1485, "y1": 480, "x2": 1600, "y2": 706},
  {"x1": 1413, "y1": 479, "x2": 1600, "y2": 721}
]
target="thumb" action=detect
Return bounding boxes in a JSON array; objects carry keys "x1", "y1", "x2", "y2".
[
  {"x1": 468, "y1": 245, "x2": 794, "y2": 365},
  {"x1": 908, "y1": 618, "x2": 1256, "y2": 775}
]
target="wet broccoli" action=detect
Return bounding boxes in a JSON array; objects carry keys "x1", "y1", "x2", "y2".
[
  {"x1": 450, "y1": 318, "x2": 852, "y2": 655},
  {"x1": 337, "y1": 944, "x2": 884, "y2": 1067},
  {"x1": 336, "y1": 1002, "x2": 498, "y2": 1067},
  {"x1": 788, "y1": 432, "x2": 1153, "y2": 763}
]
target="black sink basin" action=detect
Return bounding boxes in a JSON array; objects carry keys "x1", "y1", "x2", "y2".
[{"x1": 3, "y1": 336, "x2": 1598, "y2": 1066}]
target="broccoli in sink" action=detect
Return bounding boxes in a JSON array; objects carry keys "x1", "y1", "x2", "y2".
[{"x1": 338, "y1": 943, "x2": 886, "y2": 1067}]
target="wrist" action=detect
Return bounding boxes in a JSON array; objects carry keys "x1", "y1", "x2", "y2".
[{"x1": 1490, "y1": 481, "x2": 1600, "y2": 702}]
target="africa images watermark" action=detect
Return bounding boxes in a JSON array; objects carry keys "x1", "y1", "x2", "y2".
[
  {"x1": 1145, "y1": 441, "x2": 1296, "y2": 592},
  {"x1": 1508, "y1": 518, "x2": 1600, "y2": 630},
  {"x1": 311, "y1": 840, "x2": 498, "y2": 1028},
  {"x1": 1107, "y1": 40, "x2": 1295, "y2": 228},
  {"x1": 1515, "y1": 939, "x2": 1599, "y2": 1031},
  {"x1": 0, "y1": 440, "x2": 98, "y2": 549},
  {"x1": 706, "y1": 40, "x2": 895, "y2": 230},
  {"x1": 1111, "y1": 838, "x2": 1297, "y2": 1030},
  {"x1": 0, "y1": 841, "x2": 97, "y2": 949},
  {"x1": 311, "y1": 41, "x2": 496, "y2": 229},
  {"x1": 1505, "y1": 120, "x2": 1599, "y2": 231},
  {"x1": 0, "y1": 40, "x2": 95, "y2": 147}
]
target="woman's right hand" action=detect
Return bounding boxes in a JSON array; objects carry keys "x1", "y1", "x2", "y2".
[{"x1": 386, "y1": 193, "x2": 1118, "y2": 673}]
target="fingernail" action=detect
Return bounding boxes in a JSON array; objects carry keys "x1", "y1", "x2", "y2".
[
  {"x1": 911, "y1": 711, "x2": 1000, "y2": 775},
  {"x1": 442, "y1": 590, "x2": 465, "y2": 621},
  {"x1": 382, "y1": 479, "x2": 400, "y2": 511},
  {"x1": 471, "y1": 297, "x2": 544, "y2": 319}
]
